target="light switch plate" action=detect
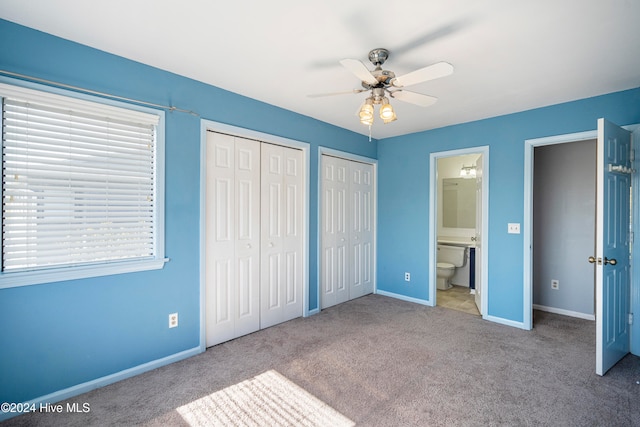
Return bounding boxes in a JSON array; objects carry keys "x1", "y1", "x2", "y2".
[{"x1": 508, "y1": 223, "x2": 521, "y2": 234}]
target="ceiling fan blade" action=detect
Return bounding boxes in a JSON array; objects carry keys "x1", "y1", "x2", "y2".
[
  {"x1": 390, "y1": 90, "x2": 438, "y2": 107},
  {"x1": 339, "y1": 58, "x2": 378, "y2": 85},
  {"x1": 391, "y1": 62, "x2": 454, "y2": 88},
  {"x1": 307, "y1": 89, "x2": 366, "y2": 98}
]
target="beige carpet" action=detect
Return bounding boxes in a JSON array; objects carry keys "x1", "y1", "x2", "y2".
[{"x1": 5, "y1": 294, "x2": 640, "y2": 426}]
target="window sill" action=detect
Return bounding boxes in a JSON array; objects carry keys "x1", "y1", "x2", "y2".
[{"x1": 0, "y1": 258, "x2": 170, "y2": 289}]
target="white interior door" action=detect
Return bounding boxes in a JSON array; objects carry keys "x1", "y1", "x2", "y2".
[
  {"x1": 349, "y1": 161, "x2": 374, "y2": 299},
  {"x1": 595, "y1": 118, "x2": 631, "y2": 375},
  {"x1": 321, "y1": 155, "x2": 350, "y2": 309},
  {"x1": 474, "y1": 155, "x2": 483, "y2": 315},
  {"x1": 205, "y1": 133, "x2": 260, "y2": 347},
  {"x1": 321, "y1": 155, "x2": 375, "y2": 308},
  {"x1": 260, "y1": 143, "x2": 304, "y2": 328}
]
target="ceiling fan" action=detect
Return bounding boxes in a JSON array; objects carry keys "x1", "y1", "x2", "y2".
[{"x1": 309, "y1": 48, "x2": 453, "y2": 126}]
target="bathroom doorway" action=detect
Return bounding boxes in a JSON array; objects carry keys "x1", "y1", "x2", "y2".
[{"x1": 429, "y1": 147, "x2": 489, "y2": 318}]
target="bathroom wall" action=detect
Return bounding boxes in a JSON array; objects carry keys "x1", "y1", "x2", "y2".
[
  {"x1": 437, "y1": 154, "x2": 481, "y2": 239},
  {"x1": 533, "y1": 140, "x2": 596, "y2": 318},
  {"x1": 437, "y1": 154, "x2": 480, "y2": 287}
]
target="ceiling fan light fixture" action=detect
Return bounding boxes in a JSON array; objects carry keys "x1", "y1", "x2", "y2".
[
  {"x1": 382, "y1": 111, "x2": 397, "y2": 124},
  {"x1": 379, "y1": 99, "x2": 396, "y2": 121},
  {"x1": 360, "y1": 115, "x2": 374, "y2": 126},
  {"x1": 359, "y1": 99, "x2": 374, "y2": 125}
]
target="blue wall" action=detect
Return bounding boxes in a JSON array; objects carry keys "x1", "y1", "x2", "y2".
[
  {"x1": 377, "y1": 88, "x2": 640, "y2": 324},
  {"x1": 2, "y1": 17, "x2": 640, "y2": 409},
  {"x1": 0, "y1": 19, "x2": 376, "y2": 405}
]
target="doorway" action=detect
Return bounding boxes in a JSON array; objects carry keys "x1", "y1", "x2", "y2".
[
  {"x1": 531, "y1": 139, "x2": 597, "y2": 322},
  {"x1": 429, "y1": 146, "x2": 489, "y2": 317},
  {"x1": 524, "y1": 123, "x2": 640, "y2": 375},
  {"x1": 524, "y1": 130, "x2": 599, "y2": 330}
]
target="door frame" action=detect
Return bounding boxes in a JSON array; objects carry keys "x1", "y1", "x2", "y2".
[
  {"x1": 199, "y1": 120, "x2": 310, "y2": 351},
  {"x1": 523, "y1": 125, "x2": 640, "y2": 332},
  {"x1": 317, "y1": 147, "x2": 378, "y2": 312},
  {"x1": 428, "y1": 146, "x2": 489, "y2": 317}
]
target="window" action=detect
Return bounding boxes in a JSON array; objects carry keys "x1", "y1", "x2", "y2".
[{"x1": 0, "y1": 79, "x2": 165, "y2": 288}]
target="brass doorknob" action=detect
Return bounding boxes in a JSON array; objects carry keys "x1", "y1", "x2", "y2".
[
  {"x1": 604, "y1": 257, "x2": 617, "y2": 265},
  {"x1": 588, "y1": 256, "x2": 597, "y2": 264}
]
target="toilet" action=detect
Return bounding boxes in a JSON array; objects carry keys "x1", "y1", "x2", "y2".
[{"x1": 436, "y1": 244, "x2": 467, "y2": 290}]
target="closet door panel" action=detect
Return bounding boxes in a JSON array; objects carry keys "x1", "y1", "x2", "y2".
[
  {"x1": 233, "y1": 137, "x2": 261, "y2": 337},
  {"x1": 281, "y1": 147, "x2": 304, "y2": 320},
  {"x1": 320, "y1": 156, "x2": 350, "y2": 308},
  {"x1": 321, "y1": 156, "x2": 375, "y2": 307},
  {"x1": 206, "y1": 133, "x2": 260, "y2": 347},
  {"x1": 261, "y1": 143, "x2": 304, "y2": 327},
  {"x1": 206, "y1": 133, "x2": 235, "y2": 346},
  {"x1": 350, "y1": 161, "x2": 374, "y2": 298},
  {"x1": 261, "y1": 143, "x2": 283, "y2": 328}
]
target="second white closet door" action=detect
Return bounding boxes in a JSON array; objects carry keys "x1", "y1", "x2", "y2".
[
  {"x1": 321, "y1": 155, "x2": 374, "y2": 309},
  {"x1": 260, "y1": 143, "x2": 304, "y2": 328}
]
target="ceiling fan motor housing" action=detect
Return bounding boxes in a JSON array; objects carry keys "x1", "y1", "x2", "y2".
[{"x1": 368, "y1": 48, "x2": 390, "y2": 66}]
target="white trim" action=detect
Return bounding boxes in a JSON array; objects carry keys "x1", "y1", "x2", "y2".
[
  {"x1": 199, "y1": 120, "x2": 311, "y2": 351},
  {"x1": 0, "y1": 346, "x2": 201, "y2": 422},
  {"x1": 320, "y1": 147, "x2": 378, "y2": 165},
  {"x1": 429, "y1": 146, "x2": 489, "y2": 316},
  {"x1": 317, "y1": 147, "x2": 378, "y2": 310},
  {"x1": 632, "y1": 127, "x2": 640, "y2": 357},
  {"x1": 375, "y1": 289, "x2": 431, "y2": 306},
  {"x1": 0, "y1": 259, "x2": 169, "y2": 288},
  {"x1": 485, "y1": 315, "x2": 526, "y2": 329},
  {"x1": 533, "y1": 304, "x2": 595, "y2": 321}
]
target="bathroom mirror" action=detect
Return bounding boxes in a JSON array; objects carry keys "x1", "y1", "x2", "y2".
[{"x1": 442, "y1": 178, "x2": 476, "y2": 228}]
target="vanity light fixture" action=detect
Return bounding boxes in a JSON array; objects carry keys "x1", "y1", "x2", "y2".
[{"x1": 460, "y1": 165, "x2": 477, "y2": 178}]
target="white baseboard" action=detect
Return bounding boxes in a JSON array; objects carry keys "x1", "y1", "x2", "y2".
[
  {"x1": 484, "y1": 314, "x2": 527, "y2": 329},
  {"x1": 533, "y1": 304, "x2": 595, "y2": 321},
  {"x1": 0, "y1": 346, "x2": 202, "y2": 422},
  {"x1": 375, "y1": 289, "x2": 434, "y2": 307}
]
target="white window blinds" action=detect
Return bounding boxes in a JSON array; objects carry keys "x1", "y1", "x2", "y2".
[{"x1": 2, "y1": 88, "x2": 160, "y2": 273}]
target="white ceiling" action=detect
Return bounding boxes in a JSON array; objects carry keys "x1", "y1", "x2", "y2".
[{"x1": 2, "y1": 0, "x2": 640, "y2": 140}]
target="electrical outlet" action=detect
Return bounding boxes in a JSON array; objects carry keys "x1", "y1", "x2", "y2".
[
  {"x1": 169, "y1": 313, "x2": 178, "y2": 328},
  {"x1": 508, "y1": 223, "x2": 521, "y2": 234},
  {"x1": 551, "y1": 280, "x2": 559, "y2": 290},
  {"x1": 404, "y1": 272, "x2": 411, "y2": 282}
]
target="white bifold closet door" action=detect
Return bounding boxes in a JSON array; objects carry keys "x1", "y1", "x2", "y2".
[
  {"x1": 321, "y1": 155, "x2": 374, "y2": 309},
  {"x1": 205, "y1": 133, "x2": 303, "y2": 347},
  {"x1": 205, "y1": 133, "x2": 261, "y2": 346},
  {"x1": 260, "y1": 142, "x2": 304, "y2": 328}
]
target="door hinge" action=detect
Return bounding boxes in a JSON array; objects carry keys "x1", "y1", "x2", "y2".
[
  {"x1": 630, "y1": 313, "x2": 634, "y2": 325},
  {"x1": 631, "y1": 149, "x2": 635, "y2": 162}
]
